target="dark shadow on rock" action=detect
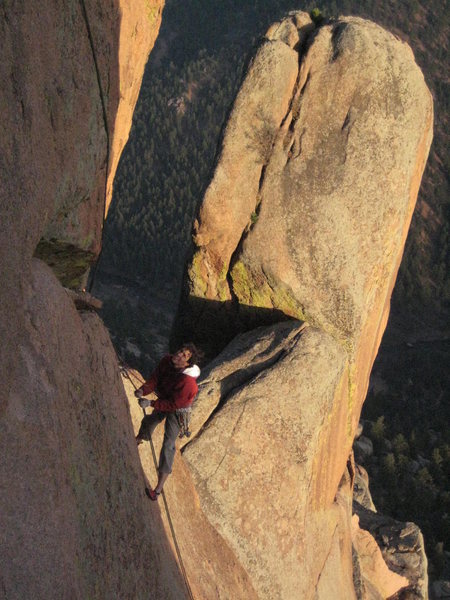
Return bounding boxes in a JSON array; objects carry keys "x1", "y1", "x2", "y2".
[{"x1": 171, "y1": 293, "x2": 302, "y2": 361}]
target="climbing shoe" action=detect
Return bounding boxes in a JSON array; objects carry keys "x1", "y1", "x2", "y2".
[{"x1": 145, "y1": 487, "x2": 160, "y2": 501}]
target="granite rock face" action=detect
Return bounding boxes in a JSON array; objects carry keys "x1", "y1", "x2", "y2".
[
  {"x1": 186, "y1": 14, "x2": 433, "y2": 356},
  {"x1": 180, "y1": 323, "x2": 426, "y2": 599},
  {"x1": 0, "y1": 0, "x2": 163, "y2": 283},
  {"x1": 122, "y1": 369, "x2": 259, "y2": 600},
  {"x1": 176, "y1": 11, "x2": 433, "y2": 599},
  {"x1": 182, "y1": 322, "x2": 353, "y2": 598},
  {"x1": 0, "y1": 3, "x2": 174, "y2": 599},
  {"x1": 0, "y1": 5, "x2": 433, "y2": 600},
  {"x1": 353, "y1": 462, "x2": 377, "y2": 512},
  {"x1": 0, "y1": 262, "x2": 187, "y2": 599},
  {"x1": 354, "y1": 502, "x2": 429, "y2": 599}
]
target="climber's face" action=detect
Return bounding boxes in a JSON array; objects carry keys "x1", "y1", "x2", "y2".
[{"x1": 172, "y1": 348, "x2": 192, "y2": 370}]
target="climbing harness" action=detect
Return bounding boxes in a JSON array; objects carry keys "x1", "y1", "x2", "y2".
[
  {"x1": 120, "y1": 364, "x2": 195, "y2": 600},
  {"x1": 175, "y1": 407, "x2": 192, "y2": 438}
]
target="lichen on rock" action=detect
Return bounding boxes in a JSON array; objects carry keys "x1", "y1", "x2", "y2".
[{"x1": 175, "y1": 10, "x2": 433, "y2": 599}]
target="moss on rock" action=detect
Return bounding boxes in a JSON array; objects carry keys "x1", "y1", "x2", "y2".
[
  {"x1": 34, "y1": 238, "x2": 95, "y2": 290},
  {"x1": 230, "y1": 258, "x2": 308, "y2": 321},
  {"x1": 188, "y1": 250, "x2": 209, "y2": 297}
]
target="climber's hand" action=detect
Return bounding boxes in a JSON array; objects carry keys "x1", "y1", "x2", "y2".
[
  {"x1": 138, "y1": 398, "x2": 151, "y2": 409},
  {"x1": 134, "y1": 389, "x2": 143, "y2": 398}
]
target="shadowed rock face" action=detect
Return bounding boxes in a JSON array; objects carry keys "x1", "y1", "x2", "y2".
[
  {"x1": 177, "y1": 10, "x2": 433, "y2": 599},
  {"x1": 353, "y1": 501, "x2": 428, "y2": 600},
  {"x1": 0, "y1": 3, "x2": 182, "y2": 599}
]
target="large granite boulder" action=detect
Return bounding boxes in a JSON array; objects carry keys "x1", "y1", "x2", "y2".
[
  {"x1": 122, "y1": 369, "x2": 260, "y2": 600},
  {"x1": 184, "y1": 13, "x2": 433, "y2": 361},
  {"x1": 182, "y1": 322, "x2": 352, "y2": 598},
  {"x1": 175, "y1": 11, "x2": 433, "y2": 599}
]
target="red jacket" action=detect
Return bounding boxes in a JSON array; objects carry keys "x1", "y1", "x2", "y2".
[{"x1": 140, "y1": 355, "x2": 200, "y2": 412}]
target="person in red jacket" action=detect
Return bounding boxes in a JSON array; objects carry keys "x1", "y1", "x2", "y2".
[{"x1": 135, "y1": 344, "x2": 201, "y2": 500}]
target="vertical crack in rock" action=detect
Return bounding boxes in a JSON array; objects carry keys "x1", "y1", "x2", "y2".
[
  {"x1": 78, "y1": 0, "x2": 110, "y2": 176},
  {"x1": 209, "y1": 399, "x2": 248, "y2": 479},
  {"x1": 331, "y1": 21, "x2": 348, "y2": 62},
  {"x1": 313, "y1": 524, "x2": 340, "y2": 594},
  {"x1": 226, "y1": 29, "x2": 318, "y2": 303}
]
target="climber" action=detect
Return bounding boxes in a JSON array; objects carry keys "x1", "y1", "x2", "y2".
[{"x1": 134, "y1": 343, "x2": 201, "y2": 501}]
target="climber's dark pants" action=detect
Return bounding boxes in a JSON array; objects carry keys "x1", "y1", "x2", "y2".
[{"x1": 138, "y1": 411, "x2": 180, "y2": 474}]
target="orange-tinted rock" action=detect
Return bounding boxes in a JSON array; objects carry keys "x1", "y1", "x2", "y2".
[
  {"x1": 105, "y1": 1, "x2": 164, "y2": 216},
  {"x1": 183, "y1": 324, "x2": 350, "y2": 598},
  {"x1": 0, "y1": 3, "x2": 167, "y2": 598},
  {"x1": 123, "y1": 371, "x2": 259, "y2": 600},
  {"x1": 352, "y1": 514, "x2": 409, "y2": 598},
  {"x1": 179, "y1": 11, "x2": 433, "y2": 599},
  {"x1": 354, "y1": 501, "x2": 428, "y2": 599},
  {"x1": 0, "y1": 0, "x2": 163, "y2": 283},
  {"x1": 0, "y1": 261, "x2": 185, "y2": 599}
]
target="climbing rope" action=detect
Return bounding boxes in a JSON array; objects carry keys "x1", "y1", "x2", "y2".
[
  {"x1": 120, "y1": 365, "x2": 195, "y2": 600},
  {"x1": 78, "y1": 8, "x2": 193, "y2": 595},
  {"x1": 78, "y1": 0, "x2": 110, "y2": 294}
]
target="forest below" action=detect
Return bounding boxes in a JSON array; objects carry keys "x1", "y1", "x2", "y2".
[{"x1": 94, "y1": 0, "x2": 449, "y2": 584}]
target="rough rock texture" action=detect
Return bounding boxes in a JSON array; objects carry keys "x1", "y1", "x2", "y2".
[
  {"x1": 122, "y1": 369, "x2": 259, "y2": 600},
  {"x1": 352, "y1": 513, "x2": 409, "y2": 599},
  {"x1": 181, "y1": 323, "x2": 422, "y2": 599},
  {"x1": 0, "y1": 261, "x2": 185, "y2": 599},
  {"x1": 355, "y1": 502, "x2": 429, "y2": 599},
  {"x1": 184, "y1": 320, "x2": 305, "y2": 444},
  {"x1": 353, "y1": 462, "x2": 376, "y2": 512},
  {"x1": 183, "y1": 323, "x2": 354, "y2": 599},
  {"x1": 0, "y1": 3, "x2": 174, "y2": 599},
  {"x1": 176, "y1": 11, "x2": 433, "y2": 599},
  {"x1": 0, "y1": 0, "x2": 163, "y2": 283},
  {"x1": 185, "y1": 14, "x2": 433, "y2": 360},
  {"x1": 0, "y1": 6, "x2": 433, "y2": 600}
]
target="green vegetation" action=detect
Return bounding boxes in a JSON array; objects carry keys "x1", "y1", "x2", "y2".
[
  {"x1": 310, "y1": 8, "x2": 324, "y2": 24},
  {"x1": 34, "y1": 238, "x2": 95, "y2": 289},
  {"x1": 360, "y1": 340, "x2": 450, "y2": 580},
  {"x1": 250, "y1": 211, "x2": 259, "y2": 225}
]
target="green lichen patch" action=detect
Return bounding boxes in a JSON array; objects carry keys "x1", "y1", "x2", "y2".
[
  {"x1": 188, "y1": 250, "x2": 208, "y2": 297},
  {"x1": 230, "y1": 259, "x2": 308, "y2": 321},
  {"x1": 146, "y1": 2, "x2": 160, "y2": 25},
  {"x1": 34, "y1": 238, "x2": 96, "y2": 289}
]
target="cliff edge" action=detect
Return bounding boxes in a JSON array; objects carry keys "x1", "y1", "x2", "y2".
[{"x1": 0, "y1": 3, "x2": 185, "y2": 599}]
